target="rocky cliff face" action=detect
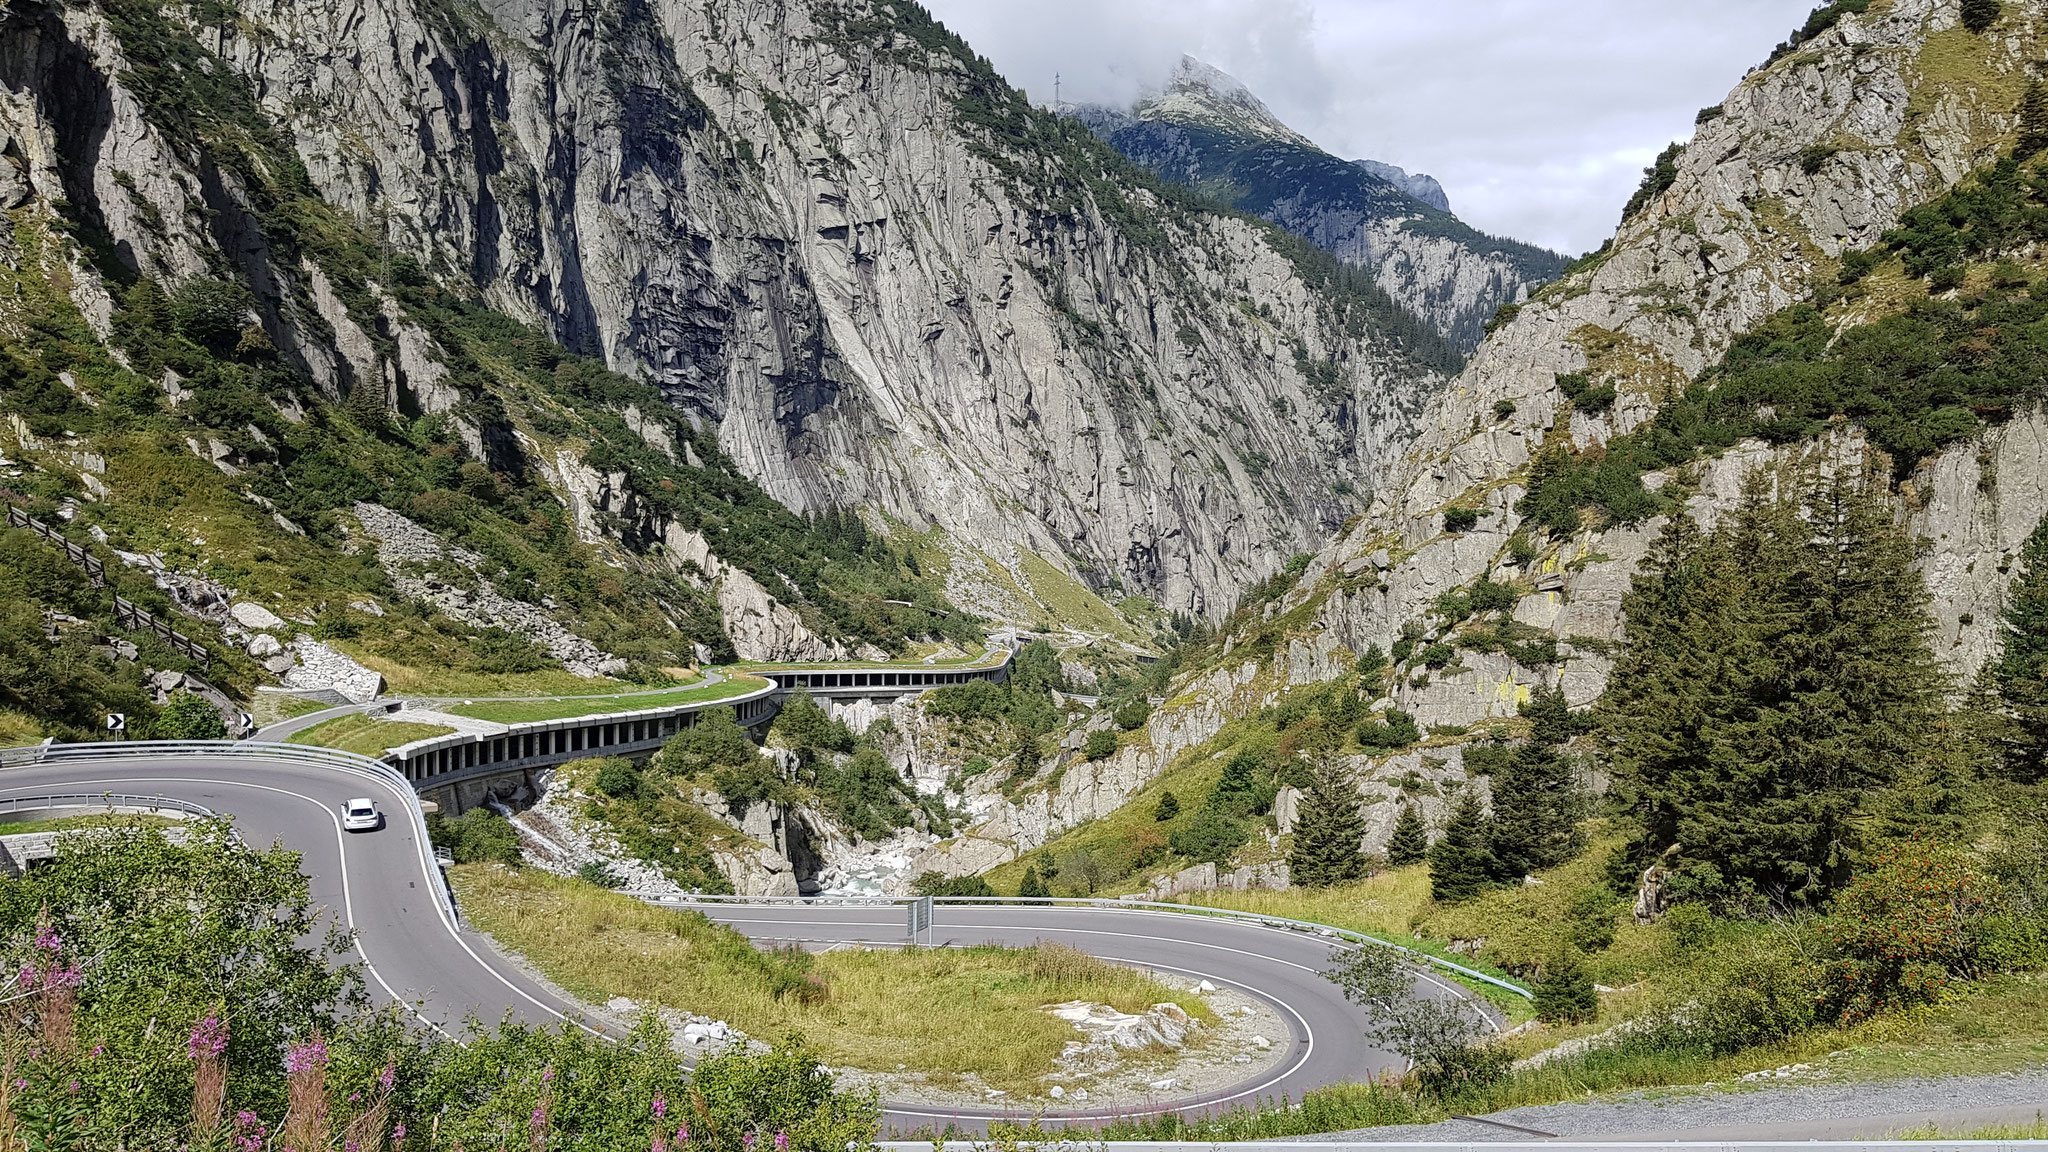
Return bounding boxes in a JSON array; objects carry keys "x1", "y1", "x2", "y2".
[
  {"x1": 1077, "y1": 56, "x2": 1568, "y2": 353},
  {"x1": 1353, "y1": 160, "x2": 1451, "y2": 214},
  {"x1": 1212, "y1": 0, "x2": 2048, "y2": 728},
  {"x1": 105, "y1": 0, "x2": 1444, "y2": 619}
]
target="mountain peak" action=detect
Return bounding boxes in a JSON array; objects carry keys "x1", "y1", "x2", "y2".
[
  {"x1": 1136, "y1": 55, "x2": 1315, "y2": 147},
  {"x1": 1352, "y1": 159, "x2": 1451, "y2": 214}
]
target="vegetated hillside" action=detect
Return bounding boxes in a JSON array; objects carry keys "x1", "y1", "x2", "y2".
[
  {"x1": 1076, "y1": 56, "x2": 1569, "y2": 353},
  {"x1": 0, "y1": 0, "x2": 984, "y2": 741},
  {"x1": 1185, "y1": 0, "x2": 2048, "y2": 736},
  {"x1": 85, "y1": 0, "x2": 1459, "y2": 622},
  {"x1": 910, "y1": 0, "x2": 2048, "y2": 1119}
]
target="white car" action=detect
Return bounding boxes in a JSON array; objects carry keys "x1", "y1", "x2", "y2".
[{"x1": 341, "y1": 798, "x2": 382, "y2": 832}]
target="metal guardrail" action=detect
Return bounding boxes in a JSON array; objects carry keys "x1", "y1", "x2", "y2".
[
  {"x1": 0, "y1": 792, "x2": 215, "y2": 820},
  {"x1": 0, "y1": 741, "x2": 457, "y2": 927},
  {"x1": 640, "y1": 892, "x2": 1533, "y2": 999}
]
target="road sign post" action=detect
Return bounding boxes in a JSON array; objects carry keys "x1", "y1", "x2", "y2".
[
  {"x1": 906, "y1": 895, "x2": 932, "y2": 946},
  {"x1": 105, "y1": 714, "x2": 125, "y2": 739}
]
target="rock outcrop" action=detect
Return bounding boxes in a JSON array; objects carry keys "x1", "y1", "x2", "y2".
[
  {"x1": 349, "y1": 503, "x2": 629, "y2": 678},
  {"x1": 1077, "y1": 56, "x2": 1567, "y2": 352}
]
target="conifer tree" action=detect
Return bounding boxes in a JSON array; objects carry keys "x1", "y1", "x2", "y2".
[
  {"x1": 1601, "y1": 471, "x2": 1944, "y2": 904},
  {"x1": 2020, "y1": 81, "x2": 2048, "y2": 158},
  {"x1": 1486, "y1": 684, "x2": 1585, "y2": 880},
  {"x1": 1017, "y1": 866, "x2": 1049, "y2": 899},
  {"x1": 1153, "y1": 790, "x2": 1181, "y2": 821},
  {"x1": 1384, "y1": 802, "x2": 1428, "y2": 866},
  {"x1": 1487, "y1": 743, "x2": 1582, "y2": 880},
  {"x1": 1988, "y1": 512, "x2": 2048, "y2": 782},
  {"x1": 1962, "y1": 0, "x2": 2003, "y2": 33},
  {"x1": 1427, "y1": 791, "x2": 1495, "y2": 903},
  {"x1": 1288, "y1": 758, "x2": 1368, "y2": 888},
  {"x1": 1532, "y1": 949, "x2": 1598, "y2": 1024}
]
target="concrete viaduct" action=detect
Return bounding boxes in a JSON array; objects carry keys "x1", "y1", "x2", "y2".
[{"x1": 384, "y1": 652, "x2": 1011, "y2": 814}]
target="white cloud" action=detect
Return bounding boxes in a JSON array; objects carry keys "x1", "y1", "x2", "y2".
[{"x1": 920, "y1": 0, "x2": 1816, "y2": 254}]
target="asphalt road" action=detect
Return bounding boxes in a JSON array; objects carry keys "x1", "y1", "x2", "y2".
[
  {"x1": 0, "y1": 754, "x2": 585, "y2": 1038},
  {"x1": 684, "y1": 900, "x2": 1456, "y2": 1129},
  {"x1": 0, "y1": 750, "x2": 1474, "y2": 1130}
]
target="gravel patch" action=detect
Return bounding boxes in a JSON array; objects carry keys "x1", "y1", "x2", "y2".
[{"x1": 1297, "y1": 1065, "x2": 2048, "y2": 1142}]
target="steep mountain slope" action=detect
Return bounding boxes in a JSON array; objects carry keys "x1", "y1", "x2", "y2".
[
  {"x1": 0, "y1": 0, "x2": 1007, "y2": 734},
  {"x1": 1077, "y1": 56, "x2": 1568, "y2": 353},
  {"x1": 907, "y1": 0, "x2": 2048, "y2": 877},
  {"x1": 130, "y1": 0, "x2": 1451, "y2": 621},
  {"x1": 1220, "y1": 0, "x2": 2048, "y2": 727}
]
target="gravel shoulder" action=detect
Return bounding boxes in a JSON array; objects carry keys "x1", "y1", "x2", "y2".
[{"x1": 1295, "y1": 1066, "x2": 2048, "y2": 1142}]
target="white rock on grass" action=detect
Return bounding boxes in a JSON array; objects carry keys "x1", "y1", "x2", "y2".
[
  {"x1": 1048, "y1": 1001, "x2": 1193, "y2": 1051},
  {"x1": 247, "y1": 633, "x2": 283, "y2": 658},
  {"x1": 230, "y1": 601, "x2": 286, "y2": 631}
]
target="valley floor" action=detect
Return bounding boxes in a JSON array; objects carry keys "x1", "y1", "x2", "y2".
[{"x1": 1301, "y1": 1066, "x2": 2048, "y2": 1142}]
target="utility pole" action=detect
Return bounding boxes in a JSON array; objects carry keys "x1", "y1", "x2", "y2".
[{"x1": 1054, "y1": 72, "x2": 1061, "y2": 115}]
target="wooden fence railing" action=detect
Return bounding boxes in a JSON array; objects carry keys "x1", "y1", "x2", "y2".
[{"x1": 5, "y1": 506, "x2": 209, "y2": 666}]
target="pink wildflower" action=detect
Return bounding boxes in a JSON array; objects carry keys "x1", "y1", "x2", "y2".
[
  {"x1": 284, "y1": 1036, "x2": 328, "y2": 1074},
  {"x1": 188, "y1": 1013, "x2": 229, "y2": 1060}
]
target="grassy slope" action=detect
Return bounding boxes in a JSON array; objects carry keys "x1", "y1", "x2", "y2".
[
  {"x1": 452, "y1": 864, "x2": 1207, "y2": 1093},
  {"x1": 443, "y1": 674, "x2": 764, "y2": 723},
  {"x1": 0, "y1": 813, "x2": 178, "y2": 834},
  {"x1": 286, "y1": 714, "x2": 456, "y2": 756}
]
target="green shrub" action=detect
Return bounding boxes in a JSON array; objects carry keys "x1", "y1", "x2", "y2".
[
  {"x1": 1112, "y1": 699, "x2": 1152, "y2": 731},
  {"x1": 1443, "y1": 506, "x2": 1480, "y2": 533},
  {"x1": 1169, "y1": 807, "x2": 1249, "y2": 865},
  {"x1": 576, "y1": 860, "x2": 625, "y2": 888},
  {"x1": 1357, "y1": 709, "x2": 1421, "y2": 752},
  {"x1": 663, "y1": 707, "x2": 762, "y2": 774},
  {"x1": 813, "y1": 746, "x2": 913, "y2": 841},
  {"x1": 1818, "y1": 840, "x2": 2041, "y2": 1022},
  {"x1": 1493, "y1": 399, "x2": 1517, "y2": 420},
  {"x1": 1153, "y1": 790, "x2": 1181, "y2": 821},
  {"x1": 427, "y1": 808, "x2": 523, "y2": 865},
  {"x1": 593, "y1": 757, "x2": 644, "y2": 799},
  {"x1": 711, "y1": 757, "x2": 785, "y2": 809},
  {"x1": 912, "y1": 873, "x2": 995, "y2": 897},
  {"x1": 1556, "y1": 371, "x2": 1617, "y2": 413},
  {"x1": 1016, "y1": 865, "x2": 1050, "y2": 898},
  {"x1": 153, "y1": 692, "x2": 226, "y2": 740},
  {"x1": 1210, "y1": 750, "x2": 1277, "y2": 816},
  {"x1": 1083, "y1": 729, "x2": 1119, "y2": 759},
  {"x1": 1532, "y1": 949, "x2": 1598, "y2": 1024},
  {"x1": 688, "y1": 1033, "x2": 881, "y2": 1152}
]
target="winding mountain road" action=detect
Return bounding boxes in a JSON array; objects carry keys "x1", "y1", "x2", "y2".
[{"x1": 0, "y1": 747, "x2": 1479, "y2": 1130}]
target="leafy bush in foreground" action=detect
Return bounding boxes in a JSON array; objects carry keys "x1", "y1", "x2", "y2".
[{"x1": 0, "y1": 820, "x2": 877, "y2": 1149}]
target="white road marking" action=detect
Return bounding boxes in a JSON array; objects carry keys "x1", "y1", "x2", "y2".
[{"x1": 0, "y1": 772, "x2": 590, "y2": 1036}]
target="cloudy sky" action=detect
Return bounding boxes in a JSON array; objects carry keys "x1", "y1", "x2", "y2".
[{"x1": 920, "y1": 0, "x2": 1816, "y2": 255}]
